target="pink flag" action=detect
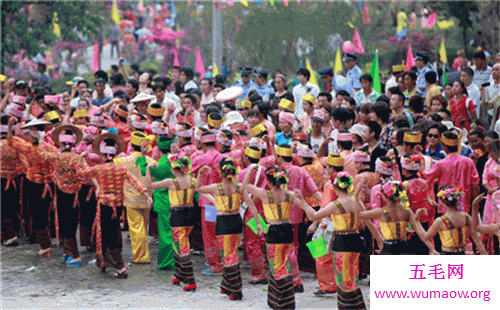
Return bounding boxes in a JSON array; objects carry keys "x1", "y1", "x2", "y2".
[
  {"x1": 362, "y1": 2, "x2": 371, "y2": 25},
  {"x1": 406, "y1": 44, "x2": 416, "y2": 71},
  {"x1": 427, "y1": 11, "x2": 436, "y2": 29},
  {"x1": 284, "y1": 0, "x2": 289, "y2": 7},
  {"x1": 352, "y1": 28, "x2": 365, "y2": 54},
  {"x1": 92, "y1": 41, "x2": 99, "y2": 73},
  {"x1": 297, "y1": 0, "x2": 300, "y2": 4},
  {"x1": 227, "y1": 1, "x2": 234, "y2": 6},
  {"x1": 195, "y1": 48, "x2": 206, "y2": 78},
  {"x1": 173, "y1": 52, "x2": 180, "y2": 67}
]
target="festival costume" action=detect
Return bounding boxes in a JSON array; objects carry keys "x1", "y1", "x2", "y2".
[
  {"x1": 378, "y1": 206, "x2": 411, "y2": 255},
  {"x1": 214, "y1": 183, "x2": 244, "y2": 300},
  {"x1": 7, "y1": 136, "x2": 58, "y2": 251},
  {"x1": 114, "y1": 151, "x2": 155, "y2": 264},
  {"x1": 482, "y1": 158, "x2": 499, "y2": 224},
  {"x1": 149, "y1": 155, "x2": 176, "y2": 269},
  {"x1": 191, "y1": 149, "x2": 227, "y2": 273},
  {"x1": 170, "y1": 177, "x2": 197, "y2": 285},
  {"x1": 405, "y1": 177, "x2": 434, "y2": 255},
  {"x1": 238, "y1": 167, "x2": 268, "y2": 283},
  {"x1": 263, "y1": 190, "x2": 296, "y2": 310},
  {"x1": 438, "y1": 213, "x2": 470, "y2": 255},
  {"x1": 78, "y1": 162, "x2": 147, "y2": 270}
]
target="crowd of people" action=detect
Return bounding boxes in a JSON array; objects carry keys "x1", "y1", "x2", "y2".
[{"x1": 1, "y1": 47, "x2": 500, "y2": 310}]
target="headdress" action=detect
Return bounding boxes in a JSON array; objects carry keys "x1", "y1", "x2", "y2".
[
  {"x1": 169, "y1": 153, "x2": 191, "y2": 174},
  {"x1": 381, "y1": 180, "x2": 409, "y2": 208},
  {"x1": 375, "y1": 158, "x2": 395, "y2": 175},
  {"x1": 401, "y1": 155, "x2": 421, "y2": 171},
  {"x1": 333, "y1": 171, "x2": 354, "y2": 194}
]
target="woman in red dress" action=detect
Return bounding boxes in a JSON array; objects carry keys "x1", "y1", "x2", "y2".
[{"x1": 448, "y1": 81, "x2": 477, "y2": 133}]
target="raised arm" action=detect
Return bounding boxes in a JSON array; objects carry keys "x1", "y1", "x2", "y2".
[
  {"x1": 292, "y1": 190, "x2": 334, "y2": 221},
  {"x1": 145, "y1": 162, "x2": 174, "y2": 190},
  {"x1": 242, "y1": 190, "x2": 263, "y2": 234},
  {"x1": 409, "y1": 209, "x2": 438, "y2": 254},
  {"x1": 242, "y1": 164, "x2": 267, "y2": 201}
]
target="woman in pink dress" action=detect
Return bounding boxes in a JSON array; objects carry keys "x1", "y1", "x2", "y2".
[
  {"x1": 448, "y1": 81, "x2": 477, "y2": 133},
  {"x1": 482, "y1": 141, "x2": 500, "y2": 225}
]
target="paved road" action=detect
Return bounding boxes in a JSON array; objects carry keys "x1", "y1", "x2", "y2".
[{"x1": 1, "y1": 233, "x2": 370, "y2": 309}]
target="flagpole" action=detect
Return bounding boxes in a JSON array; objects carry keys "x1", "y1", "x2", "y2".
[{"x1": 212, "y1": 0, "x2": 223, "y2": 75}]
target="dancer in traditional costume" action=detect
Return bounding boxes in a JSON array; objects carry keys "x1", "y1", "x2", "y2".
[
  {"x1": 197, "y1": 158, "x2": 262, "y2": 301},
  {"x1": 295, "y1": 172, "x2": 366, "y2": 310},
  {"x1": 146, "y1": 154, "x2": 198, "y2": 291},
  {"x1": 472, "y1": 193, "x2": 500, "y2": 243},
  {"x1": 243, "y1": 165, "x2": 296, "y2": 309},
  {"x1": 78, "y1": 133, "x2": 151, "y2": 278}
]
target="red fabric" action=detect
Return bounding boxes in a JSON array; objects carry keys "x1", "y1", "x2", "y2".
[
  {"x1": 406, "y1": 178, "x2": 434, "y2": 223},
  {"x1": 449, "y1": 96, "x2": 475, "y2": 132}
]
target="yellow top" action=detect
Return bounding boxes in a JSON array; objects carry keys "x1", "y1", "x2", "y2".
[
  {"x1": 169, "y1": 177, "x2": 196, "y2": 207},
  {"x1": 263, "y1": 190, "x2": 292, "y2": 221},
  {"x1": 379, "y1": 207, "x2": 410, "y2": 240},
  {"x1": 214, "y1": 183, "x2": 242, "y2": 212},
  {"x1": 438, "y1": 214, "x2": 469, "y2": 248},
  {"x1": 331, "y1": 201, "x2": 361, "y2": 232}
]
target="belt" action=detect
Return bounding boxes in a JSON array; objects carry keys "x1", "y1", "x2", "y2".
[{"x1": 335, "y1": 230, "x2": 360, "y2": 235}]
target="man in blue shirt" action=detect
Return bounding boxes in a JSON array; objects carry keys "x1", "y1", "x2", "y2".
[
  {"x1": 248, "y1": 69, "x2": 275, "y2": 102},
  {"x1": 415, "y1": 51, "x2": 437, "y2": 97},
  {"x1": 232, "y1": 66, "x2": 256, "y2": 100},
  {"x1": 92, "y1": 79, "x2": 112, "y2": 107},
  {"x1": 343, "y1": 53, "x2": 363, "y2": 97},
  {"x1": 275, "y1": 111, "x2": 294, "y2": 145}
]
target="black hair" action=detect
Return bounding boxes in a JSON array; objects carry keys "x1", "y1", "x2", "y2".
[
  {"x1": 473, "y1": 51, "x2": 486, "y2": 60},
  {"x1": 359, "y1": 73, "x2": 373, "y2": 83},
  {"x1": 215, "y1": 74, "x2": 226, "y2": 85},
  {"x1": 387, "y1": 86, "x2": 400, "y2": 95},
  {"x1": 201, "y1": 131, "x2": 215, "y2": 147},
  {"x1": 256, "y1": 102, "x2": 270, "y2": 118},
  {"x1": 113, "y1": 90, "x2": 125, "y2": 98},
  {"x1": 296, "y1": 68, "x2": 310, "y2": 80},
  {"x1": 331, "y1": 107, "x2": 350, "y2": 123},
  {"x1": 461, "y1": 67, "x2": 474, "y2": 78},
  {"x1": 152, "y1": 82, "x2": 166, "y2": 91},
  {"x1": 246, "y1": 146, "x2": 261, "y2": 164},
  {"x1": 111, "y1": 65, "x2": 119, "y2": 72},
  {"x1": 277, "y1": 144, "x2": 293, "y2": 162},
  {"x1": 127, "y1": 79, "x2": 139, "y2": 92},
  {"x1": 213, "y1": 83, "x2": 224, "y2": 90},
  {"x1": 201, "y1": 78, "x2": 213, "y2": 87},
  {"x1": 376, "y1": 94, "x2": 391, "y2": 105},
  {"x1": 438, "y1": 108, "x2": 452, "y2": 119},
  {"x1": 225, "y1": 103, "x2": 236, "y2": 111},
  {"x1": 38, "y1": 62, "x2": 47, "y2": 71},
  {"x1": 486, "y1": 131, "x2": 499, "y2": 140},
  {"x1": 131, "y1": 64, "x2": 140, "y2": 72},
  {"x1": 181, "y1": 67, "x2": 194, "y2": 80},
  {"x1": 110, "y1": 73, "x2": 125, "y2": 86},
  {"x1": 409, "y1": 95, "x2": 425, "y2": 113},
  {"x1": 184, "y1": 94, "x2": 197, "y2": 106},
  {"x1": 249, "y1": 92, "x2": 263, "y2": 103},
  {"x1": 344, "y1": 97, "x2": 356, "y2": 108},
  {"x1": 403, "y1": 71, "x2": 417, "y2": 82},
  {"x1": 336, "y1": 90, "x2": 350, "y2": 98},
  {"x1": 370, "y1": 102, "x2": 391, "y2": 124},
  {"x1": 247, "y1": 109, "x2": 260, "y2": 118},
  {"x1": 427, "y1": 122, "x2": 447, "y2": 135},
  {"x1": 205, "y1": 105, "x2": 221, "y2": 116},
  {"x1": 77, "y1": 80, "x2": 90, "y2": 88},
  {"x1": 442, "y1": 131, "x2": 459, "y2": 153},
  {"x1": 219, "y1": 157, "x2": 238, "y2": 178},
  {"x1": 366, "y1": 121, "x2": 382, "y2": 140},
  {"x1": 470, "y1": 128, "x2": 485, "y2": 139},
  {"x1": 424, "y1": 71, "x2": 437, "y2": 84},
  {"x1": 428, "y1": 113, "x2": 443, "y2": 123},
  {"x1": 94, "y1": 70, "x2": 109, "y2": 83},
  {"x1": 265, "y1": 166, "x2": 288, "y2": 187},
  {"x1": 454, "y1": 80, "x2": 469, "y2": 97},
  {"x1": 318, "y1": 91, "x2": 333, "y2": 103},
  {"x1": 393, "y1": 118, "x2": 410, "y2": 129}
]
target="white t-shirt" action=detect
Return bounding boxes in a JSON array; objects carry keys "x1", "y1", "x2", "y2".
[{"x1": 310, "y1": 136, "x2": 325, "y2": 154}]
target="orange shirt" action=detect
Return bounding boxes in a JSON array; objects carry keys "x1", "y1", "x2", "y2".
[
  {"x1": 39, "y1": 150, "x2": 89, "y2": 194},
  {"x1": 78, "y1": 162, "x2": 147, "y2": 207},
  {"x1": 302, "y1": 159, "x2": 324, "y2": 207},
  {"x1": 0, "y1": 139, "x2": 25, "y2": 180},
  {"x1": 7, "y1": 137, "x2": 58, "y2": 184}
]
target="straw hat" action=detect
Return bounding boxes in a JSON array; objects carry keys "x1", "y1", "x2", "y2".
[
  {"x1": 20, "y1": 118, "x2": 51, "y2": 130},
  {"x1": 215, "y1": 87, "x2": 243, "y2": 102},
  {"x1": 51, "y1": 124, "x2": 83, "y2": 148},
  {"x1": 130, "y1": 92, "x2": 155, "y2": 103},
  {"x1": 92, "y1": 133, "x2": 126, "y2": 157}
]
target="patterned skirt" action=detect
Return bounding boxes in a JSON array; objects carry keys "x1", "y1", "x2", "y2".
[
  {"x1": 216, "y1": 214, "x2": 243, "y2": 299},
  {"x1": 172, "y1": 207, "x2": 196, "y2": 284}
]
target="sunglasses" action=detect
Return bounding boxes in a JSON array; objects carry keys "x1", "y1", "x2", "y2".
[
  {"x1": 427, "y1": 134, "x2": 440, "y2": 138},
  {"x1": 238, "y1": 108, "x2": 249, "y2": 111}
]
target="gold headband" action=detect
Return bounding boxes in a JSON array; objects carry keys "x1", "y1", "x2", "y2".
[
  {"x1": 44, "y1": 111, "x2": 60, "y2": 122},
  {"x1": 276, "y1": 146, "x2": 293, "y2": 157},
  {"x1": 245, "y1": 147, "x2": 262, "y2": 159},
  {"x1": 404, "y1": 132, "x2": 422, "y2": 144},
  {"x1": 327, "y1": 154, "x2": 344, "y2": 167},
  {"x1": 249, "y1": 124, "x2": 267, "y2": 137},
  {"x1": 148, "y1": 105, "x2": 165, "y2": 117},
  {"x1": 208, "y1": 115, "x2": 224, "y2": 128},
  {"x1": 240, "y1": 100, "x2": 252, "y2": 109},
  {"x1": 279, "y1": 98, "x2": 295, "y2": 112},
  {"x1": 73, "y1": 109, "x2": 89, "y2": 119},
  {"x1": 115, "y1": 107, "x2": 128, "y2": 118},
  {"x1": 302, "y1": 94, "x2": 316, "y2": 105},
  {"x1": 441, "y1": 134, "x2": 460, "y2": 147},
  {"x1": 131, "y1": 132, "x2": 147, "y2": 147}
]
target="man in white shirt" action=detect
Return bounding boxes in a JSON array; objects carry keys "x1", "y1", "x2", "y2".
[
  {"x1": 460, "y1": 67, "x2": 481, "y2": 115},
  {"x1": 69, "y1": 80, "x2": 90, "y2": 108},
  {"x1": 180, "y1": 67, "x2": 198, "y2": 92},
  {"x1": 481, "y1": 64, "x2": 500, "y2": 125},
  {"x1": 292, "y1": 68, "x2": 320, "y2": 119},
  {"x1": 199, "y1": 77, "x2": 214, "y2": 105}
]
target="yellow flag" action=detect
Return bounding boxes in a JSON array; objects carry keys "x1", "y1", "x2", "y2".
[
  {"x1": 439, "y1": 39, "x2": 448, "y2": 64},
  {"x1": 111, "y1": 0, "x2": 120, "y2": 25},
  {"x1": 52, "y1": 12, "x2": 61, "y2": 38},
  {"x1": 241, "y1": 0, "x2": 249, "y2": 7},
  {"x1": 213, "y1": 64, "x2": 219, "y2": 76},
  {"x1": 437, "y1": 19, "x2": 454, "y2": 29},
  {"x1": 305, "y1": 58, "x2": 318, "y2": 86},
  {"x1": 334, "y1": 48, "x2": 343, "y2": 74},
  {"x1": 347, "y1": 21, "x2": 354, "y2": 29}
]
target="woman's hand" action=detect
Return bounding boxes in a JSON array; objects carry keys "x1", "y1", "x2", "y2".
[
  {"x1": 375, "y1": 239, "x2": 384, "y2": 254},
  {"x1": 472, "y1": 193, "x2": 486, "y2": 208},
  {"x1": 147, "y1": 162, "x2": 158, "y2": 169},
  {"x1": 199, "y1": 166, "x2": 212, "y2": 174}
]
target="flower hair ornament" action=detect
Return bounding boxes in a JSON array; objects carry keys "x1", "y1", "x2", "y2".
[
  {"x1": 221, "y1": 160, "x2": 240, "y2": 180},
  {"x1": 401, "y1": 155, "x2": 421, "y2": 171},
  {"x1": 168, "y1": 154, "x2": 191, "y2": 174},
  {"x1": 437, "y1": 186, "x2": 464, "y2": 205},
  {"x1": 381, "y1": 180, "x2": 409, "y2": 208},
  {"x1": 333, "y1": 171, "x2": 354, "y2": 195},
  {"x1": 266, "y1": 166, "x2": 289, "y2": 188}
]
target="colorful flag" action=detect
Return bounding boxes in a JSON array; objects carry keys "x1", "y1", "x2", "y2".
[
  {"x1": 305, "y1": 58, "x2": 318, "y2": 86},
  {"x1": 269, "y1": 0, "x2": 275, "y2": 6},
  {"x1": 406, "y1": 44, "x2": 416, "y2": 71},
  {"x1": 92, "y1": 41, "x2": 99, "y2": 73},
  {"x1": 439, "y1": 39, "x2": 448, "y2": 64},
  {"x1": 427, "y1": 11, "x2": 436, "y2": 28},
  {"x1": 443, "y1": 66, "x2": 448, "y2": 86},
  {"x1": 173, "y1": 53, "x2": 180, "y2": 67},
  {"x1": 111, "y1": 0, "x2": 120, "y2": 25},
  {"x1": 241, "y1": 0, "x2": 248, "y2": 6},
  {"x1": 138, "y1": 0, "x2": 144, "y2": 13},
  {"x1": 284, "y1": 0, "x2": 289, "y2": 7},
  {"x1": 437, "y1": 19, "x2": 455, "y2": 29},
  {"x1": 213, "y1": 64, "x2": 220, "y2": 76},
  {"x1": 334, "y1": 48, "x2": 343, "y2": 74},
  {"x1": 369, "y1": 49, "x2": 381, "y2": 94},
  {"x1": 362, "y1": 2, "x2": 371, "y2": 25},
  {"x1": 195, "y1": 49, "x2": 205, "y2": 78},
  {"x1": 52, "y1": 12, "x2": 61, "y2": 38},
  {"x1": 352, "y1": 28, "x2": 364, "y2": 54},
  {"x1": 347, "y1": 21, "x2": 354, "y2": 28}
]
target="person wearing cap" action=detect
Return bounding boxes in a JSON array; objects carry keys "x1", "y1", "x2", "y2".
[
  {"x1": 176, "y1": 122, "x2": 197, "y2": 157},
  {"x1": 308, "y1": 109, "x2": 327, "y2": 154},
  {"x1": 415, "y1": 51, "x2": 437, "y2": 96},
  {"x1": 0, "y1": 115, "x2": 24, "y2": 247},
  {"x1": 275, "y1": 112, "x2": 294, "y2": 146},
  {"x1": 248, "y1": 69, "x2": 275, "y2": 103},
  {"x1": 78, "y1": 133, "x2": 150, "y2": 279},
  {"x1": 7, "y1": 116, "x2": 58, "y2": 257},
  {"x1": 292, "y1": 68, "x2": 320, "y2": 120},
  {"x1": 38, "y1": 125, "x2": 88, "y2": 266},
  {"x1": 130, "y1": 92, "x2": 155, "y2": 116},
  {"x1": 191, "y1": 131, "x2": 227, "y2": 275},
  {"x1": 336, "y1": 131, "x2": 356, "y2": 176},
  {"x1": 317, "y1": 67, "x2": 335, "y2": 94},
  {"x1": 343, "y1": 53, "x2": 363, "y2": 97},
  {"x1": 113, "y1": 132, "x2": 156, "y2": 266},
  {"x1": 232, "y1": 67, "x2": 257, "y2": 100},
  {"x1": 274, "y1": 144, "x2": 321, "y2": 292},
  {"x1": 423, "y1": 131, "x2": 480, "y2": 214},
  {"x1": 385, "y1": 63, "x2": 405, "y2": 92},
  {"x1": 217, "y1": 130, "x2": 242, "y2": 165},
  {"x1": 354, "y1": 74, "x2": 380, "y2": 107},
  {"x1": 369, "y1": 156, "x2": 397, "y2": 212},
  {"x1": 207, "y1": 112, "x2": 224, "y2": 131},
  {"x1": 105, "y1": 106, "x2": 131, "y2": 145}
]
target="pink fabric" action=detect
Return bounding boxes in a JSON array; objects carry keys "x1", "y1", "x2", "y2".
[
  {"x1": 279, "y1": 112, "x2": 294, "y2": 125},
  {"x1": 262, "y1": 120, "x2": 276, "y2": 136},
  {"x1": 180, "y1": 144, "x2": 197, "y2": 157},
  {"x1": 194, "y1": 48, "x2": 205, "y2": 78},
  {"x1": 87, "y1": 105, "x2": 100, "y2": 117},
  {"x1": 449, "y1": 96, "x2": 475, "y2": 132},
  {"x1": 92, "y1": 41, "x2": 99, "y2": 73},
  {"x1": 370, "y1": 183, "x2": 387, "y2": 210},
  {"x1": 191, "y1": 149, "x2": 227, "y2": 207},
  {"x1": 280, "y1": 161, "x2": 319, "y2": 224},
  {"x1": 352, "y1": 28, "x2": 365, "y2": 54},
  {"x1": 407, "y1": 178, "x2": 434, "y2": 223},
  {"x1": 341, "y1": 150, "x2": 357, "y2": 178},
  {"x1": 299, "y1": 114, "x2": 312, "y2": 133},
  {"x1": 353, "y1": 171, "x2": 378, "y2": 210},
  {"x1": 406, "y1": 44, "x2": 416, "y2": 72},
  {"x1": 423, "y1": 153, "x2": 480, "y2": 213},
  {"x1": 482, "y1": 158, "x2": 499, "y2": 224}
]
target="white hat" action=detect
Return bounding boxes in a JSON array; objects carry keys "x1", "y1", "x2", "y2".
[
  {"x1": 130, "y1": 92, "x2": 155, "y2": 103},
  {"x1": 350, "y1": 124, "x2": 367, "y2": 137},
  {"x1": 215, "y1": 87, "x2": 243, "y2": 102},
  {"x1": 223, "y1": 111, "x2": 244, "y2": 126},
  {"x1": 20, "y1": 118, "x2": 51, "y2": 130}
]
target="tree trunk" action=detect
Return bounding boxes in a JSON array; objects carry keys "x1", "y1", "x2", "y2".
[{"x1": 477, "y1": 1, "x2": 500, "y2": 54}]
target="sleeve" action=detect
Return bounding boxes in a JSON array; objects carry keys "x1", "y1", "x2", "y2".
[
  {"x1": 7, "y1": 137, "x2": 31, "y2": 154},
  {"x1": 311, "y1": 85, "x2": 320, "y2": 98},
  {"x1": 352, "y1": 70, "x2": 362, "y2": 89},
  {"x1": 78, "y1": 166, "x2": 97, "y2": 179},
  {"x1": 320, "y1": 182, "x2": 333, "y2": 208},
  {"x1": 466, "y1": 98, "x2": 476, "y2": 116},
  {"x1": 190, "y1": 155, "x2": 204, "y2": 178},
  {"x1": 423, "y1": 162, "x2": 440, "y2": 186},
  {"x1": 469, "y1": 162, "x2": 480, "y2": 186},
  {"x1": 126, "y1": 170, "x2": 147, "y2": 194},
  {"x1": 302, "y1": 168, "x2": 319, "y2": 195},
  {"x1": 370, "y1": 186, "x2": 382, "y2": 210}
]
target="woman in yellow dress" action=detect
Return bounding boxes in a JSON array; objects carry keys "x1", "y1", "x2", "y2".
[
  {"x1": 243, "y1": 164, "x2": 299, "y2": 310},
  {"x1": 145, "y1": 154, "x2": 199, "y2": 291},
  {"x1": 416, "y1": 186, "x2": 487, "y2": 255},
  {"x1": 196, "y1": 158, "x2": 262, "y2": 301}
]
